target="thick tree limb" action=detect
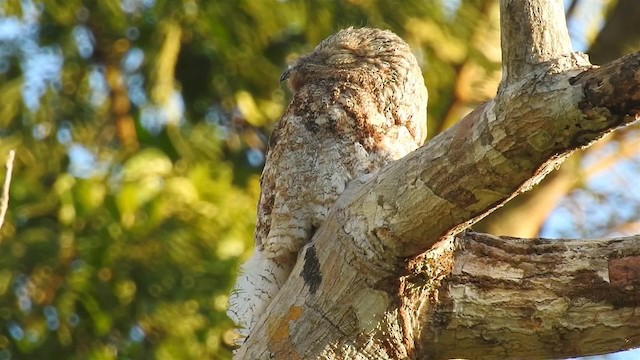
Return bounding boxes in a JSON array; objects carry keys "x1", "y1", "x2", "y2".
[
  {"x1": 424, "y1": 232, "x2": 640, "y2": 359},
  {"x1": 236, "y1": 0, "x2": 640, "y2": 358}
]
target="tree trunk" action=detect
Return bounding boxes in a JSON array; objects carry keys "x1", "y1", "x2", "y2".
[{"x1": 236, "y1": 0, "x2": 640, "y2": 358}]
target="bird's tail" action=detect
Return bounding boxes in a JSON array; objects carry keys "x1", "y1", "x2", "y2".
[{"x1": 227, "y1": 251, "x2": 293, "y2": 343}]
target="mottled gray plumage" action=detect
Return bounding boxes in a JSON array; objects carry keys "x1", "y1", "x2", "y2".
[{"x1": 228, "y1": 27, "x2": 428, "y2": 340}]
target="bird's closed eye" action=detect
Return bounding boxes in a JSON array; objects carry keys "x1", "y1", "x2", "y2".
[{"x1": 326, "y1": 53, "x2": 358, "y2": 65}]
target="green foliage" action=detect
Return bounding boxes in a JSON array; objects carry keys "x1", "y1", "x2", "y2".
[
  {"x1": 1, "y1": 123, "x2": 256, "y2": 359},
  {"x1": 0, "y1": 0, "x2": 503, "y2": 358}
]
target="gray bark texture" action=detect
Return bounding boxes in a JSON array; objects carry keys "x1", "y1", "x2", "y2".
[{"x1": 235, "y1": 0, "x2": 640, "y2": 358}]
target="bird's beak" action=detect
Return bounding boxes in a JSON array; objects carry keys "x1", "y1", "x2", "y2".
[{"x1": 280, "y1": 67, "x2": 292, "y2": 82}]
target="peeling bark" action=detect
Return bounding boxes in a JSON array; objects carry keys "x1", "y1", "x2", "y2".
[{"x1": 424, "y1": 233, "x2": 640, "y2": 360}]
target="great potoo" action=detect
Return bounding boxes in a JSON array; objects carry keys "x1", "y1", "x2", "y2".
[{"x1": 227, "y1": 27, "x2": 428, "y2": 340}]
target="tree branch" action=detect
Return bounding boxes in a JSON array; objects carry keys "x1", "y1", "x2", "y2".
[
  {"x1": 0, "y1": 150, "x2": 15, "y2": 235},
  {"x1": 499, "y1": 0, "x2": 573, "y2": 87},
  {"x1": 423, "y1": 232, "x2": 640, "y2": 359},
  {"x1": 236, "y1": 0, "x2": 640, "y2": 358},
  {"x1": 347, "y1": 49, "x2": 638, "y2": 259}
]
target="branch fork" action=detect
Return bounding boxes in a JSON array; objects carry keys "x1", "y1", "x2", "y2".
[{"x1": 236, "y1": 1, "x2": 640, "y2": 358}]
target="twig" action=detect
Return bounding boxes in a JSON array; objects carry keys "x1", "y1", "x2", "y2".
[{"x1": 0, "y1": 150, "x2": 16, "y2": 233}]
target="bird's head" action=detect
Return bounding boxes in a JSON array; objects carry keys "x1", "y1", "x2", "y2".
[{"x1": 282, "y1": 27, "x2": 418, "y2": 92}]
